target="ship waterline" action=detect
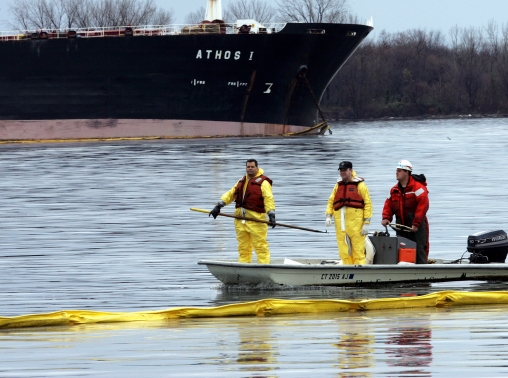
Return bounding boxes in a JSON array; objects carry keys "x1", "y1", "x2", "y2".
[{"x1": 0, "y1": 118, "x2": 316, "y2": 141}]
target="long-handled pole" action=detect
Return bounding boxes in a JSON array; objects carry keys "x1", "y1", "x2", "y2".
[
  {"x1": 190, "y1": 208, "x2": 327, "y2": 233},
  {"x1": 389, "y1": 223, "x2": 413, "y2": 232}
]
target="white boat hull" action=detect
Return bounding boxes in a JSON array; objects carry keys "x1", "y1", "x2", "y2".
[{"x1": 198, "y1": 259, "x2": 508, "y2": 286}]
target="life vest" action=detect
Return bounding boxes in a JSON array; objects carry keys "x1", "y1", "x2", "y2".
[
  {"x1": 234, "y1": 175, "x2": 272, "y2": 213},
  {"x1": 333, "y1": 178, "x2": 365, "y2": 210}
]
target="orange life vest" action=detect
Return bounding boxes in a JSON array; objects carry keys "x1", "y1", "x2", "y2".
[
  {"x1": 234, "y1": 175, "x2": 272, "y2": 213},
  {"x1": 333, "y1": 178, "x2": 365, "y2": 210}
]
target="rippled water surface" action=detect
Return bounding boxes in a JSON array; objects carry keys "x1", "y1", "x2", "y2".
[{"x1": 1, "y1": 118, "x2": 508, "y2": 377}]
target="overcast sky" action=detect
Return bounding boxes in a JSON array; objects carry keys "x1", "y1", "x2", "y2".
[{"x1": 1, "y1": 0, "x2": 507, "y2": 38}]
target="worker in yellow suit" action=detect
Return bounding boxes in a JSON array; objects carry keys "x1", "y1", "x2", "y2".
[
  {"x1": 209, "y1": 159, "x2": 275, "y2": 264},
  {"x1": 325, "y1": 161, "x2": 373, "y2": 265}
]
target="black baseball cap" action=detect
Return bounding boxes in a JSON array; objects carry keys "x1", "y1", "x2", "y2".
[{"x1": 338, "y1": 161, "x2": 353, "y2": 170}]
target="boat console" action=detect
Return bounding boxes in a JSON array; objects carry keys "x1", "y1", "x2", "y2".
[{"x1": 369, "y1": 235, "x2": 416, "y2": 265}]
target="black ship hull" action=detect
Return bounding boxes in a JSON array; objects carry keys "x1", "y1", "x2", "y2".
[{"x1": 0, "y1": 23, "x2": 372, "y2": 141}]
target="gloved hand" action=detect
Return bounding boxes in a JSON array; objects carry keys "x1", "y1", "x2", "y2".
[
  {"x1": 325, "y1": 215, "x2": 332, "y2": 227},
  {"x1": 267, "y1": 210, "x2": 276, "y2": 228},
  {"x1": 209, "y1": 201, "x2": 225, "y2": 219},
  {"x1": 361, "y1": 222, "x2": 369, "y2": 235}
]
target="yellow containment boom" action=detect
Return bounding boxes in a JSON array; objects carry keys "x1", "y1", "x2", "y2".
[{"x1": 2, "y1": 291, "x2": 508, "y2": 329}]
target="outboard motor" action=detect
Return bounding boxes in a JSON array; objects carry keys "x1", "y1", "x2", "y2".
[{"x1": 467, "y1": 230, "x2": 508, "y2": 263}]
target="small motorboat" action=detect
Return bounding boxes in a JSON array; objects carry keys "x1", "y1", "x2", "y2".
[{"x1": 198, "y1": 230, "x2": 508, "y2": 286}]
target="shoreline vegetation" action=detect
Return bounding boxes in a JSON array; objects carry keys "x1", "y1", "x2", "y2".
[
  {"x1": 326, "y1": 113, "x2": 508, "y2": 123},
  {"x1": 322, "y1": 25, "x2": 508, "y2": 120}
]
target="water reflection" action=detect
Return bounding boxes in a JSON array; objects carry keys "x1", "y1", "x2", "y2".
[
  {"x1": 235, "y1": 319, "x2": 278, "y2": 375},
  {"x1": 333, "y1": 315, "x2": 374, "y2": 377},
  {"x1": 385, "y1": 323, "x2": 432, "y2": 373}
]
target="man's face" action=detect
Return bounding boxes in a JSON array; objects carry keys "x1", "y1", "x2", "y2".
[
  {"x1": 339, "y1": 168, "x2": 352, "y2": 181},
  {"x1": 396, "y1": 168, "x2": 409, "y2": 182},
  {"x1": 246, "y1": 162, "x2": 259, "y2": 178}
]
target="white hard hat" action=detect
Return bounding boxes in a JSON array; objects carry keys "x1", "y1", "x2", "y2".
[{"x1": 396, "y1": 160, "x2": 413, "y2": 172}]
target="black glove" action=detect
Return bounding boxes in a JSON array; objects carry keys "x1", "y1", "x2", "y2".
[
  {"x1": 209, "y1": 204, "x2": 222, "y2": 219},
  {"x1": 268, "y1": 211, "x2": 276, "y2": 228}
]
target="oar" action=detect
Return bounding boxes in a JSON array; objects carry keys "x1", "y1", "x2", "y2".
[{"x1": 190, "y1": 207, "x2": 327, "y2": 233}]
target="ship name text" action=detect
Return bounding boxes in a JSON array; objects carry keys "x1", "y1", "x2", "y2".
[{"x1": 196, "y1": 50, "x2": 254, "y2": 60}]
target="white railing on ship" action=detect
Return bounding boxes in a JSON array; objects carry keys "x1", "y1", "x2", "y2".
[{"x1": 0, "y1": 23, "x2": 287, "y2": 40}]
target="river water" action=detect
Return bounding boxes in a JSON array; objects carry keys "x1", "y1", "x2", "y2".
[{"x1": 1, "y1": 118, "x2": 508, "y2": 377}]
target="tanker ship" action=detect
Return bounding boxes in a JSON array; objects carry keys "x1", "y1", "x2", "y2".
[{"x1": 0, "y1": 0, "x2": 373, "y2": 142}]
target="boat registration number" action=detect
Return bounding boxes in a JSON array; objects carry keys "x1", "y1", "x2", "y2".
[{"x1": 321, "y1": 273, "x2": 354, "y2": 280}]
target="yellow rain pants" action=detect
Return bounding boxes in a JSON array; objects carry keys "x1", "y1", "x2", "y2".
[
  {"x1": 234, "y1": 215, "x2": 269, "y2": 263},
  {"x1": 326, "y1": 170, "x2": 372, "y2": 265},
  {"x1": 334, "y1": 207, "x2": 367, "y2": 265},
  {"x1": 221, "y1": 168, "x2": 275, "y2": 264}
]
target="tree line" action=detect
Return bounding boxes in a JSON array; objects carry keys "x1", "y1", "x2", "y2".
[
  {"x1": 7, "y1": 0, "x2": 353, "y2": 30},
  {"x1": 323, "y1": 23, "x2": 508, "y2": 119},
  {"x1": 8, "y1": 0, "x2": 174, "y2": 29}
]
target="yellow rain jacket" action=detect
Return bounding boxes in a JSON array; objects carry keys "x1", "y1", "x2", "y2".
[
  {"x1": 326, "y1": 170, "x2": 373, "y2": 265},
  {"x1": 221, "y1": 168, "x2": 275, "y2": 264}
]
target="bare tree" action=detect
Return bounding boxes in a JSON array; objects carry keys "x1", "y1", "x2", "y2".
[
  {"x1": 275, "y1": 0, "x2": 350, "y2": 23},
  {"x1": 499, "y1": 23, "x2": 508, "y2": 103},
  {"x1": 483, "y1": 20, "x2": 501, "y2": 110},
  {"x1": 450, "y1": 26, "x2": 485, "y2": 112},
  {"x1": 326, "y1": 41, "x2": 373, "y2": 118},
  {"x1": 8, "y1": 0, "x2": 174, "y2": 30},
  {"x1": 43, "y1": 0, "x2": 67, "y2": 29},
  {"x1": 92, "y1": 0, "x2": 156, "y2": 26},
  {"x1": 8, "y1": 0, "x2": 32, "y2": 29},
  {"x1": 150, "y1": 9, "x2": 173, "y2": 25},
  {"x1": 61, "y1": 0, "x2": 86, "y2": 28},
  {"x1": 224, "y1": 0, "x2": 276, "y2": 24},
  {"x1": 184, "y1": 6, "x2": 205, "y2": 24},
  {"x1": 391, "y1": 29, "x2": 446, "y2": 106},
  {"x1": 26, "y1": 0, "x2": 50, "y2": 29}
]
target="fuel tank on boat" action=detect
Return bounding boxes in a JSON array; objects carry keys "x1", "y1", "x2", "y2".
[{"x1": 467, "y1": 230, "x2": 508, "y2": 263}]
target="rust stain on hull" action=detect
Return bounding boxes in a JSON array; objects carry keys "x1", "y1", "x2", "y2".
[{"x1": 0, "y1": 119, "x2": 317, "y2": 143}]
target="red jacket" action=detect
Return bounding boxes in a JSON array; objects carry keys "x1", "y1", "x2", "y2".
[
  {"x1": 234, "y1": 175, "x2": 272, "y2": 213},
  {"x1": 382, "y1": 176, "x2": 429, "y2": 227}
]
